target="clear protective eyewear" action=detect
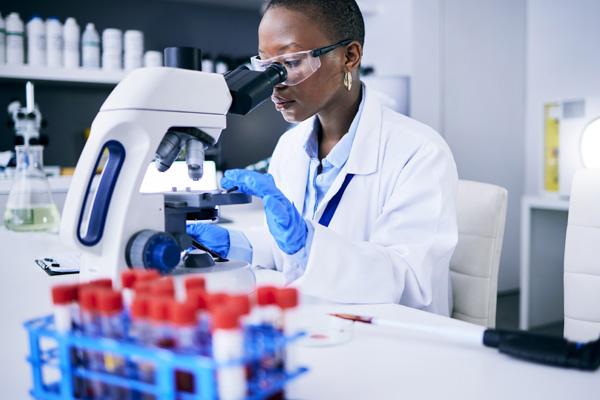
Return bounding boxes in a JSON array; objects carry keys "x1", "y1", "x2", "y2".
[{"x1": 250, "y1": 39, "x2": 353, "y2": 86}]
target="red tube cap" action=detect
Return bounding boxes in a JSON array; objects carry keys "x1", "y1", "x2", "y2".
[
  {"x1": 150, "y1": 278, "x2": 175, "y2": 298},
  {"x1": 185, "y1": 277, "x2": 206, "y2": 292},
  {"x1": 121, "y1": 269, "x2": 137, "y2": 289},
  {"x1": 207, "y1": 293, "x2": 230, "y2": 312},
  {"x1": 97, "y1": 290, "x2": 123, "y2": 315},
  {"x1": 229, "y1": 294, "x2": 251, "y2": 316},
  {"x1": 131, "y1": 295, "x2": 151, "y2": 320},
  {"x1": 187, "y1": 289, "x2": 208, "y2": 311},
  {"x1": 212, "y1": 306, "x2": 239, "y2": 330},
  {"x1": 90, "y1": 278, "x2": 113, "y2": 289},
  {"x1": 276, "y1": 288, "x2": 298, "y2": 309},
  {"x1": 256, "y1": 286, "x2": 278, "y2": 306},
  {"x1": 149, "y1": 297, "x2": 173, "y2": 322},
  {"x1": 79, "y1": 287, "x2": 100, "y2": 311},
  {"x1": 135, "y1": 269, "x2": 161, "y2": 282},
  {"x1": 170, "y1": 301, "x2": 197, "y2": 326},
  {"x1": 51, "y1": 284, "x2": 77, "y2": 305}
]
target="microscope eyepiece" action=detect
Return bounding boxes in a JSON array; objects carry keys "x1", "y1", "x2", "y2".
[{"x1": 264, "y1": 62, "x2": 288, "y2": 86}]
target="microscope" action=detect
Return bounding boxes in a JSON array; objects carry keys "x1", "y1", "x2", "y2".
[
  {"x1": 7, "y1": 81, "x2": 47, "y2": 147},
  {"x1": 60, "y1": 47, "x2": 286, "y2": 283}
]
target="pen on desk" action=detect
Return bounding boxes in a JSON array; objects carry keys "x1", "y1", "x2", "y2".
[{"x1": 330, "y1": 313, "x2": 600, "y2": 371}]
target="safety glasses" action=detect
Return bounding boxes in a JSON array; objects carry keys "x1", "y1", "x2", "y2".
[{"x1": 250, "y1": 39, "x2": 353, "y2": 86}]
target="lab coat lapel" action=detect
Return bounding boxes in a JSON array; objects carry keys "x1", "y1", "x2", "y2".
[
  {"x1": 313, "y1": 85, "x2": 382, "y2": 220},
  {"x1": 283, "y1": 130, "x2": 311, "y2": 216}
]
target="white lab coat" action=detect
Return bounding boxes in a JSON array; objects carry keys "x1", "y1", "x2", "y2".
[{"x1": 243, "y1": 84, "x2": 458, "y2": 316}]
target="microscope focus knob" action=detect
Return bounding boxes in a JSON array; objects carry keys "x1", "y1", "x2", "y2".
[{"x1": 126, "y1": 230, "x2": 181, "y2": 273}]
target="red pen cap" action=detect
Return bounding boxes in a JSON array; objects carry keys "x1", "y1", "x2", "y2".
[
  {"x1": 79, "y1": 287, "x2": 99, "y2": 311},
  {"x1": 170, "y1": 301, "x2": 197, "y2": 326},
  {"x1": 276, "y1": 288, "x2": 298, "y2": 309},
  {"x1": 185, "y1": 277, "x2": 206, "y2": 293},
  {"x1": 256, "y1": 286, "x2": 278, "y2": 306},
  {"x1": 212, "y1": 306, "x2": 239, "y2": 330},
  {"x1": 90, "y1": 278, "x2": 113, "y2": 289},
  {"x1": 149, "y1": 297, "x2": 172, "y2": 323},
  {"x1": 187, "y1": 289, "x2": 208, "y2": 311},
  {"x1": 51, "y1": 284, "x2": 76, "y2": 305},
  {"x1": 228, "y1": 294, "x2": 251, "y2": 316},
  {"x1": 97, "y1": 290, "x2": 123, "y2": 315},
  {"x1": 121, "y1": 269, "x2": 137, "y2": 289},
  {"x1": 131, "y1": 295, "x2": 151, "y2": 320}
]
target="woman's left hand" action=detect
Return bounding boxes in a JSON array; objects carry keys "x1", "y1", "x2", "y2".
[{"x1": 221, "y1": 169, "x2": 307, "y2": 254}]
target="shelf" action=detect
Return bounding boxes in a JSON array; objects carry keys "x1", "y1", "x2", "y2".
[{"x1": 0, "y1": 65, "x2": 127, "y2": 85}]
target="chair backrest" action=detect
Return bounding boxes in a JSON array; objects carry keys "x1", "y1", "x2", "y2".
[
  {"x1": 564, "y1": 168, "x2": 600, "y2": 342},
  {"x1": 450, "y1": 179, "x2": 508, "y2": 328}
]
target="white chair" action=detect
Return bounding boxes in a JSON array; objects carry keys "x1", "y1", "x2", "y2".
[
  {"x1": 450, "y1": 179, "x2": 508, "y2": 328},
  {"x1": 564, "y1": 168, "x2": 600, "y2": 342}
]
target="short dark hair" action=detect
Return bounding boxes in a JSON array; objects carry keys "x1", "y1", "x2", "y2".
[{"x1": 265, "y1": 0, "x2": 365, "y2": 48}]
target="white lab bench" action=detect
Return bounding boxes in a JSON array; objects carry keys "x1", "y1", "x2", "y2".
[
  {"x1": 2, "y1": 198, "x2": 599, "y2": 399},
  {"x1": 519, "y1": 195, "x2": 570, "y2": 330}
]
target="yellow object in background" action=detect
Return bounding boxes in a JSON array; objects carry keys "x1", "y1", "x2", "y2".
[{"x1": 544, "y1": 103, "x2": 560, "y2": 191}]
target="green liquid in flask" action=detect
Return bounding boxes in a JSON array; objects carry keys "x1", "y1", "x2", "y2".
[{"x1": 4, "y1": 204, "x2": 61, "y2": 232}]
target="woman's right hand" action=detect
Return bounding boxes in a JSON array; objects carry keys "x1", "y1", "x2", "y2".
[{"x1": 186, "y1": 222, "x2": 230, "y2": 258}]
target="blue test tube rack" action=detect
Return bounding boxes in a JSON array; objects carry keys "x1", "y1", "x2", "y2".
[{"x1": 24, "y1": 315, "x2": 308, "y2": 400}]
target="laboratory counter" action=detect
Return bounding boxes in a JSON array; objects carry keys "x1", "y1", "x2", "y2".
[{"x1": 2, "y1": 216, "x2": 599, "y2": 399}]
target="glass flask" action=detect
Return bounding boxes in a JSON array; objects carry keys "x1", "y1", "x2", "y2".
[{"x1": 4, "y1": 145, "x2": 61, "y2": 232}]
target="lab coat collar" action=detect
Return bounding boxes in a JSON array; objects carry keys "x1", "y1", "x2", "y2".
[{"x1": 345, "y1": 83, "x2": 381, "y2": 176}]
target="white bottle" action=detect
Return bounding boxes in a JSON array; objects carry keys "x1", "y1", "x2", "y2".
[
  {"x1": 143, "y1": 50, "x2": 162, "y2": 68},
  {"x1": 46, "y1": 17, "x2": 62, "y2": 68},
  {"x1": 5, "y1": 12, "x2": 24, "y2": 65},
  {"x1": 81, "y1": 23, "x2": 100, "y2": 68},
  {"x1": 124, "y1": 29, "x2": 143, "y2": 70},
  {"x1": 102, "y1": 28, "x2": 122, "y2": 70},
  {"x1": 63, "y1": 17, "x2": 80, "y2": 68},
  {"x1": 26, "y1": 15, "x2": 46, "y2": 66},
  {"x1": 0, "y1": 13, "x2": 6, "y2": 64}
]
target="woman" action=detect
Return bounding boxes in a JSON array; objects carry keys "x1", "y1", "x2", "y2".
[{"x1": 188, "y1": 0, "x2": 458, "y2": 316}]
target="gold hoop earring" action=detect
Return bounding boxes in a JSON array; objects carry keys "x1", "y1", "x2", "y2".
[{"x1": 344, "y1": 71, "x2": 352, "y2": 91}]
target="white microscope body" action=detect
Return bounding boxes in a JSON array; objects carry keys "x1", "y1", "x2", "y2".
[{"x1": 60, "y1": 59, "x2": 286, "y2": 283}]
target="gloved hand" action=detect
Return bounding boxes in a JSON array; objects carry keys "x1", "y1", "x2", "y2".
[
  {"x1": 221, "y1": 169, "x2": 307, "y2": 255},
  {"x1": 186, "y1": 222, "x2": 230, "y2": 258}
]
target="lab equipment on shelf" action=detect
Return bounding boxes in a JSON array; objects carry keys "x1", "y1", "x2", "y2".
[
  {"x1": 81, "y1": 23, "x2": 100, "y2": 68},
  {"x1": 3, "y1": 144, "x2": 61, "y2": 232},
  {"x1": 5, "y1": 12, "x2": 24, "y2": 65},
  {"x1": 45, "y1": 17, "x2": 62, "y2": 67},
  {"x1": 63, "y1": 17, "x2": 80, "y2": 69},
  {"x1": 26, "y1": 15, "x2": 46, "y2": 66},
  {"x1": 25, "y1": 275, "x2": 307, "y2": 400}
]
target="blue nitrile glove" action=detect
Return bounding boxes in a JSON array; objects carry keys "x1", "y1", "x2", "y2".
[
  {"x1": 186, "y1": 222, "x2": 230, "y2": 258},
  {"x1": 221, "y1": 169, "x2": 308, "y2": 255}
]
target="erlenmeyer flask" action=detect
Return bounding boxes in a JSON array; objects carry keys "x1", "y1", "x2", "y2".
[{"x1": 3, "y1": 145, "x2": 61, "y2": 232}]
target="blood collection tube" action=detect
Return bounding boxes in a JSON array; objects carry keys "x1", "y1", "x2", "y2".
[
  {"x1": 254, "y1": 286, "x2": 281, "y2": 327},
  {"x1": 79, "y1": 286, "x2": 103, "y2": 398},
  {"x1": 149, "y1": 297, "x2": 175, "y2": 348},
  {"x1": 170, "y1": 301, "x2": 198, "y2": 394},
  {"x1": 212, "y1": 306, "x2": 247, "y2": 400},
  {"x1": 186, "y1": 289, "x2": 211, "y2": 355},
  {"x1": 97, "y1": 289, "x2": 129, "y2": 400},
  {"x1": 276, "y1": 288, "x2": 300, "y2": 376},
  {"x1": 121, "y1": 269, "x2": 137, "y2": 309},
  {"x1": 51, "y1": 284, "x2": 76, "y2": 333},
  {"x1": 51, "y1": 284, "x2": 85, "y2": 398},
  {"x1": 130, "y1": 295, "x2": 156, "y2": 400}
]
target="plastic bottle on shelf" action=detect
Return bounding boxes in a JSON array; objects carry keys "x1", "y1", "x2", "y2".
[
  {"x1": 26, "y1": 15, "x2": 46, "y2": 66},
  {"x1": 46, "y1": 17, "x2": 62, "y2": 68},
  {"x1": 143, "y1": 50, "x2": 162, "y2": 67},
  {"x1": 124, "y1": 29, "x2": 144, "y2": 70},
  {"x1": 212, "y1": 307, "x2": 247, "y2": 400},
  {"x1": 63, "y1": 17, "x2": 80, "y2": 68},
  {"x1": 0, "y1": 13, "x2": 7, "y2": 64},
  {"x1": 5, "y1": 12, "x2": 24, "y2": 65},
  {"x1": 81, "y1": 22, "x2": 100, "y2": 68},
  {"x1": 102, "y1": 28, "x2": 122, "y2": 70}
]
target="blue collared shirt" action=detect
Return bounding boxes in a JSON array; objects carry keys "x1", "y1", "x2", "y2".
[{"x1": 228, "y1": 84, "x2": 366, "y2": 271}]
